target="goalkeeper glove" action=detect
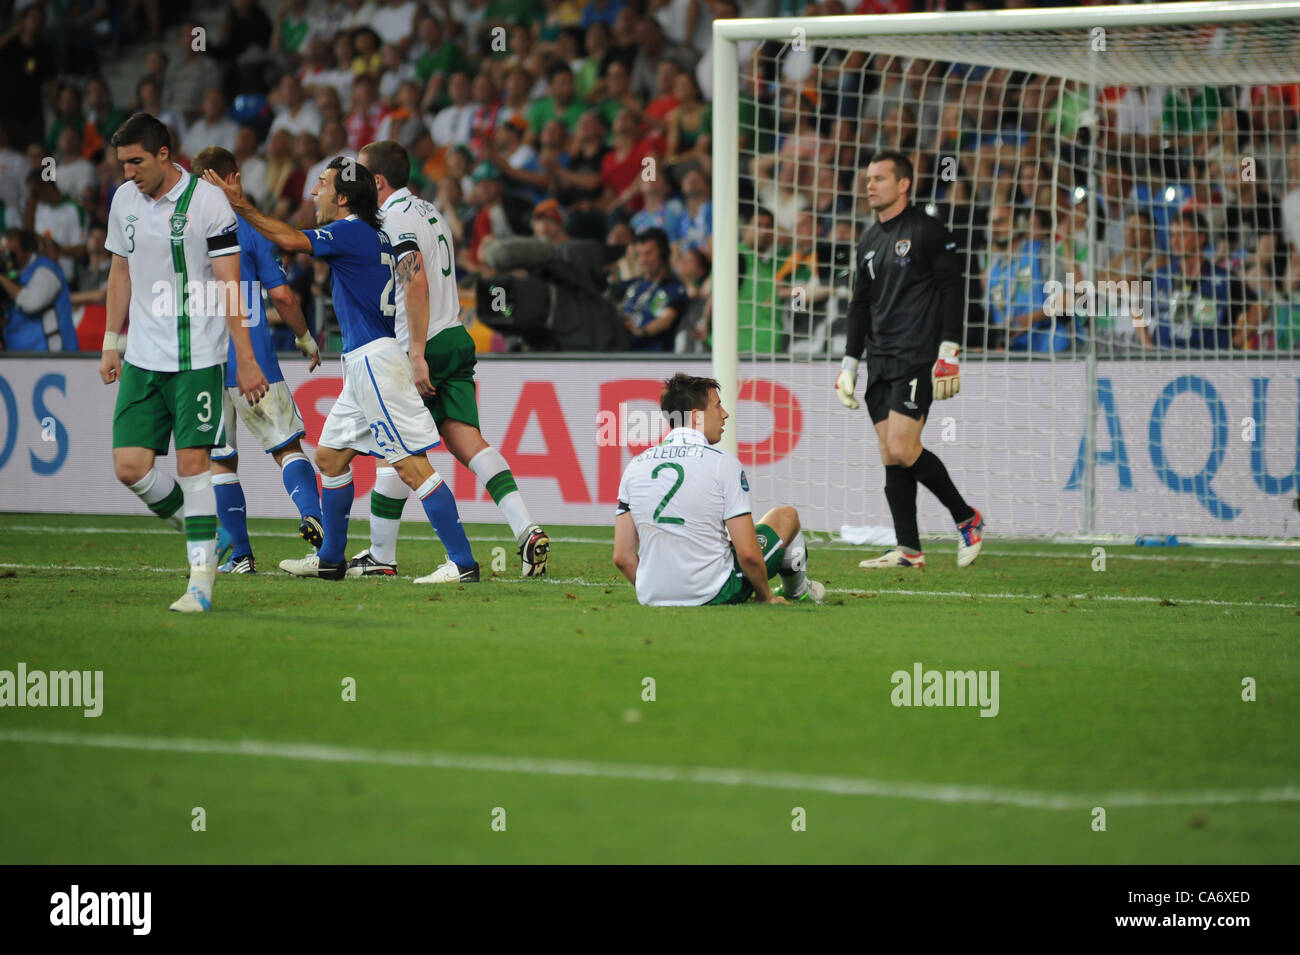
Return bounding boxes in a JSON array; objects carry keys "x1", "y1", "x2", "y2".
[
  {"x1": 932, "y1": 341, "x2": 960, "y2": 400},
  {"x1": 835, "y1": 356, "x2": 860, "y2": 409}
]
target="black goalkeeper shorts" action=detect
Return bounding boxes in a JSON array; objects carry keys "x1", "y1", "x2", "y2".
[{"x1": 864, "y1": 355, "x2": 934, "y2": 425}]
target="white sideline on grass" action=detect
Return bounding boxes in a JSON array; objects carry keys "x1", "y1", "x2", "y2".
[
  {"x1": 1, "y1": 524, "x2": 1297, "y2": 566},
  {"x1": 1, "y1": 727, "x2": 1295, "y2": 811}
]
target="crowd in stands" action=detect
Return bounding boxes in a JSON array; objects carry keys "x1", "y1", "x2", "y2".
[{"x1": 1, "y1": 0, "x2": 1298, "y2": 354}]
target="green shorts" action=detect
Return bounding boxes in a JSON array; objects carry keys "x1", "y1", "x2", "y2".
[
  {"x1": 706, "y1": 523, "x2": 786, "y2": 605},
  {"x1": 422, "y1": 326, "x2": 479, "y2": 429},
  {"x1": 112, "y1": 361, "x2": 224, "y2": 454}
]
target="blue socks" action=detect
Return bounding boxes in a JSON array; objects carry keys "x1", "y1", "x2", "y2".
[
  {"x1": 212, "y1": 472, "x2": 251, "y2": 559},
  {"x1": 280, "y1": 453, "x2": 322, "y2": 521},
  {"x1": 416, "y1": 475, "x2": 474, "y2": 567},
  {"x1": 319, "y1": 470, "x2": 354, "y2": 564}
]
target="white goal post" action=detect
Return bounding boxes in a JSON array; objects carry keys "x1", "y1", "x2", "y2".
[{"x1": 710, "y1": 1, "x2": 1300, "y2": 542}]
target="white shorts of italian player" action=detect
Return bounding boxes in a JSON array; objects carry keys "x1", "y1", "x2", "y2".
[
  {"x1": 318, "y1": 336, "x2": 441, "y2": 464},
  {"x1": 211, "y1": 381, "x2": 307, "y2": 461}
]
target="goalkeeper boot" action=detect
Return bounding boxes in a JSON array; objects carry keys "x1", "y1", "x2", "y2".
[
  {"x1": 956, "y1": 509, "x2": 984, "y2": 568},
  {"x1": 413, "y1": 559, "x2": 480, "y2": 584},
  {"x1": 858, "y1": 548, "x2": 925, "y2": 569},
  {"x1": 346, "y1": 548, "x2": 398, "y2": 578},
  {"x1": 520, "y1": 526, "x2": 550, "y2": 577},
  {"x1": 299, "y1": 515, "x2": 324, "y2": 549},
  {"x1": 218, "y1": 554, "x2": 257, "y2": 574},
  {"x1": 279, "y1": 553, "x2": 346, "y2": 580}
]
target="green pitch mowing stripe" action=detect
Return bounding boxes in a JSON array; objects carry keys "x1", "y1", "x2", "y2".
[
  {"x1": 0, "y1": 562, "x2": 1293, "y2": 611},
  {"x1": 2, "y1": 728, "x2": 1297, "y2": 811}
]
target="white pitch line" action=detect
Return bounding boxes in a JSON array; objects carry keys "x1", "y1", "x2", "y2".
[
  {"x1": 1, "y1": 728, "x2": 1295, "y2": 811},
  {"x1": 2, "y1": 524, "x2": 1296, "y2": 566},
  {"x1": 0, "y1": 563, "x2": 1292, "y2": 610}
]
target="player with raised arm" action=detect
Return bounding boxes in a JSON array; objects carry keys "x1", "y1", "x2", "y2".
[
  {"x1": 99, "y1": 113, "x2": 269, "y2": 612},
  {"x1": 834, "y1": 150, "x2": 983, "y2": 569},
  {"x1": 613, "y1": 373, "x2": 825, "y2": 606},
  {"x1": 348, "y1": 140, "x2": 550, "y2": 580},
  {"x1": 190, "y1": 146, "x2": 324, "y2": 575},
  {"x1": 203, "y1": 157, "x2": 479, "y2": 582}
]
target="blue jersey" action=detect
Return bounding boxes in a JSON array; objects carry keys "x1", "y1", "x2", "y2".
[
  {"x1": 225, "y1": 215, "x2": 288, "y2": 387},
  {"x1": 1149, "y1": 259, "x2": 1246, "y2": 350},
  {"x1": 304, "y1": 216, "x2": 396, "y2": 353}
]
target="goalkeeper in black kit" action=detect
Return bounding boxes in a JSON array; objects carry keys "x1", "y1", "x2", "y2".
[{"x1": 835, "y1": 150, "x2": 984, "y2": 569}]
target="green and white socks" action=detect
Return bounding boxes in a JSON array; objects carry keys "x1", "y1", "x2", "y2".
[
  {"x1": 128, "y1": 468, "x2": 184, "y2": 532},
  {"x1": 467, "y1": 447, "x2": 537, "y2": 545},
  {"x1": 367, "y1": 448, "x2": 539, "y2": 564},
  {"x1": 367, "y1": 466, "x2": 408, "y2": 565},
  {"x1": 177, "y1": 472, "x2": 218, "y2": 602}
]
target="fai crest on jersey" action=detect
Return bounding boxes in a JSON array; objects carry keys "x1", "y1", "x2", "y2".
[
  {"x1": 169, "y1": 212, "x2": 188, "y2": 236},
  {"x1": 894, "y1": 239, "x2": 911, "y2": 257},
  {"x1": 740, "y1": 470, "x2": 750, "y2": 492}
]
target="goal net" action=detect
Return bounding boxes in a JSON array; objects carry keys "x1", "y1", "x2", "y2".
[{"x1": 711, "y1": 1, "x2": 1300, "y2": 542}]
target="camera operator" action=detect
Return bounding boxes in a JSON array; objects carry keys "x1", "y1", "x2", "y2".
[{"x1": 0, "y1": 227, "x2": 78, "y2": 352}]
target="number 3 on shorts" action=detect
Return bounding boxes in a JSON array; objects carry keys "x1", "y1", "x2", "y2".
[{"x1": 196, "y1": 391, "x2": 212, "y2": 422}]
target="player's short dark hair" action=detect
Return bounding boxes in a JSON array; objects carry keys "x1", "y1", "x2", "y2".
[
  {"x1": 547, "y1": 61, "x2": 573, "y2": 83},
  {"x1": 869, "y1": 149, "x2": 913, "y2": 190},
  {"x1": 326, "y1": 156, "x2": 381, "y2": 230},
  {"x1": 110, "y1": 112, "x2": 171, "y2": 155},
  {"x1": 190, "y1": 145, "x2": 238, "y2": 180},
  {"x1": 359, "y1": 140, "x2": 410, "y2": 190},
  {"x1": 660, "y1": 373, "x2": 721, "y2": 421}
]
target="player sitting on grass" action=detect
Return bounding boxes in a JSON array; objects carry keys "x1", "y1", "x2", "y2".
[
  {"x1": 190, "y1": 146, "x2": 325, "y2": 575},
  {"x1": 613, "y1": 373, "x2": 825, "y2": 606},
  {"x1": 203, "y1": 158, "x2": 479, "y2": 582}
]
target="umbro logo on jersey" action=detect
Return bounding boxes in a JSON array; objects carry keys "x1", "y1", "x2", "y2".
[
  {"x1": 125, "y1": 214, "x2": 138, "y2": 223},
  {"x1": 894, "y1": 239, "x2": 911, "y2": 257}
]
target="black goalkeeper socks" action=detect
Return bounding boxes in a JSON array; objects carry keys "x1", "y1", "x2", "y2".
[
  {"x1": 884, "y1": 464, "x2": 921, "y2": 552},
  {"x1": 906, "y1": 449, "x2": 975, "y2": 525}
]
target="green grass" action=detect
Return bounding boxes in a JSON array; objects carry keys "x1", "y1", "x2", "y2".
[{"x1": 0, "y1": 512, "x2": 1296, "y2": 863}]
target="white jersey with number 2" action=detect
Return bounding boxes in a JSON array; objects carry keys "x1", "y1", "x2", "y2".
[{"x1": 616, "y1": 426, "x2": 751, "y2": 606}]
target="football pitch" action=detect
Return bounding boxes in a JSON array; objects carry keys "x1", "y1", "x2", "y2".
[{"x1": 0, "y1": 512, "x2": 1296, "y2": 864}]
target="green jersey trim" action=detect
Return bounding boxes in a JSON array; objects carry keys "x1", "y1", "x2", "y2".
[{"x1": 170, "y1": 175, "x2": 199, "y2": 370}]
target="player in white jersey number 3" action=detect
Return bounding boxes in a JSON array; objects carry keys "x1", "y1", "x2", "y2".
[{"x1": 613, "y1": 374, "x2": 825, "y2": 606}]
